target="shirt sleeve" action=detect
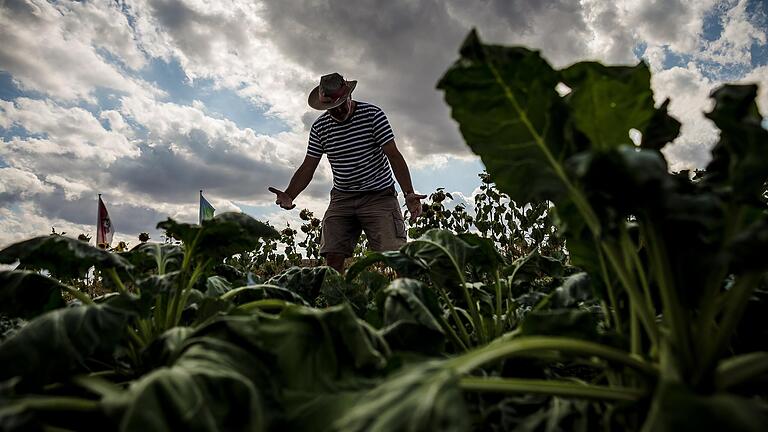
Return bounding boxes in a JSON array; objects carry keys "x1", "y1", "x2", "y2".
[
  {"x1": 307, "y1": 124, "x2": 323, "y2": 159},
  {"x1": 372, "y1": 108, "x2": 395, "y2": 147}
]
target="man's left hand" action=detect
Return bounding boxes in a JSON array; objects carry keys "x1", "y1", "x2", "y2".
[{"x1": 405, "y1": 192, "x2": 427, "y2": 222}]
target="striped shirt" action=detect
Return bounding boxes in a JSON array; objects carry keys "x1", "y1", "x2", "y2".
[{"x1": 307, "y1": 101, "x2": 395, "y2": 192}]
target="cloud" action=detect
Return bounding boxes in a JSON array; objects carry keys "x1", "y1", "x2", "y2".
[
  {"x1": 0, "y1": 0, "x2": 160, "y2": 102},
  {"x1": 2, "y1": 0, "x2": 768, "y2": 249},
  {"x1": 0, "y1": 167, "x2": 52, "y2": 202},
  {"x1": 623, "y1": 0, "x2": 717, "y2": 53},
  {"x1": 698, "y1": 0, "x2": 767, "y2": 70},
  {"x1": 0, "y1": 97, "x2": 138, "y2": 162}
]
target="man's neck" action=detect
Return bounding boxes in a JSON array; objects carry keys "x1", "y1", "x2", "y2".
[{"x1": 330, "y1": 100, "x2": 356, "y2": 122}]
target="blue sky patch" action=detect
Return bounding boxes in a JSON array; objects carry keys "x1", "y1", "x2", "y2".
[{"x1": 140, "y1": 58, "x2": 289, "y2": 135}]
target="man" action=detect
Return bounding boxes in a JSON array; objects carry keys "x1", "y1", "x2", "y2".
[{"x1": 269, "y1": 73, "x2": 426, "y2": 273}]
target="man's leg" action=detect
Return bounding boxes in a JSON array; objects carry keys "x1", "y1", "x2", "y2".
[
  {"x1": 324, "y1": 253, "x2": 346, "y2": 273},
  {"x1": 358, "y1": 188, "x2": 407, "y2": 253},
  {"x1": 319, "y1": 189, "x2": 361, "y2": 274}
]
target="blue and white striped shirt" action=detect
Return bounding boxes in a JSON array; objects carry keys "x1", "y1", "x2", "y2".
[{"x1": 307, "y1": 101, "x2": 395, "y2": 192}]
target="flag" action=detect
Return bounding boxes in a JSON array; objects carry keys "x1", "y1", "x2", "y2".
[
  {"x1": 97, "y1": 194, "x2": 114, "y2": 248},
  {"x1": 199, "y1": 190, "x2": 215, "y2": 224}
]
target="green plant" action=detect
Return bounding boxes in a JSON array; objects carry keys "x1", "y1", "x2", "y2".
[{"x1": 436, "y1": 29, "x2": 768, "y2": 429}]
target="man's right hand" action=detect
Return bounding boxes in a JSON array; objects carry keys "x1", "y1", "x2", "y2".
[{"x1": 268, "y1": 187, "x2": 296, "y2": 210}]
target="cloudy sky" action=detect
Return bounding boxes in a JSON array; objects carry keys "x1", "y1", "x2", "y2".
[{"x1": 0, "y1": 0, "x2": 767, "y2": 248}]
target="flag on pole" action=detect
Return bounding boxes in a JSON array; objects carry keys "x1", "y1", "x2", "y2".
[
  {"x1": 97, "y1": 194, "x2": 114, "y2": 248},
  {"x1": 199, "y1": 190, "x2": 215, "y2": 224}
]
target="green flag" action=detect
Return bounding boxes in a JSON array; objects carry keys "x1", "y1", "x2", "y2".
[{"x1": 199, "y1": 190, "x2": 215, "y2": 224}]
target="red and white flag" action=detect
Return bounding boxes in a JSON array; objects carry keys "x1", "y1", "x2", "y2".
[{"x1": 97, "y1": 194, "x2": 114, "y2": 248}]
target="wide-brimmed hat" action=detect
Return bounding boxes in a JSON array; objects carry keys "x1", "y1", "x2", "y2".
[{"x1": 308, "y1": 73, "x2": 357, "y2": 110}]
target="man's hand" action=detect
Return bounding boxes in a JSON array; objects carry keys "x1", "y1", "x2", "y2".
[
  {"x1": 268, "y1": 187, "x2": 296, "y2": 210},
  {"x1": 405, "y1": 192, "x2": 427, "y2": 222}
]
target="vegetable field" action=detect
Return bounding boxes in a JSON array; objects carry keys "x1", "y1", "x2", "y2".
[{"x1": 1, "y1": 31, "x2": 768, "y2": 431}]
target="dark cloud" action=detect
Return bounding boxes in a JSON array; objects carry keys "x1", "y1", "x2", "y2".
[
  {"x1": 149, "y1": 0, "x2": 251, "y2": 62},
  {"x1": 259, "y1": 0, "x2": 592, "y2": 157},
  {"x1": 108, "y1": 128, "x2": 330, "y2": 203}
]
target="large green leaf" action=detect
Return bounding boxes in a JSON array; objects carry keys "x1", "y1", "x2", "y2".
[
  {"x1": 701, "y1": 84, "x2": 768, "y2": 205},
  {"x1": 345, "y1": 250, "x2": 425, "y2": 282},
  {"x1": 0, "y1": 304, "x2": 132, "y2": 388},
  {"x1": 330, "y1": 361, "x2": 469, "y2": 432},
  {"x1": 543, "y1": 272, "x2": 594, "y2": 309},
  {"x1": 266, "y1": 266, "x2": 331, "y2": 302},
  {"x1": 437, "y1": 30, "x2": 570, "y2": 204},
  {"x1": 640, "y1": 98, "x2": 681, "y2": 151},
  {"x1": 121, "y1": 242, "x2": 183, "y2": 274},
  {"x1": 204, "y1": 275, "x2": 232, "y2": 297},
  {"x1": 642, "y1": 382, "x2": 768, "y2": 431},
  {"x1": 157, "y1": 212, "x2": 279, "y2": 262},
  {"x1": 559, "y1": 62, "x2": 655, "y2": 151},
  {"x1": 520, "y1": 309, "x2": 600, "y2": 341},
  {"x1": 380, "y1": 278, "x2": 445, "y2": 354},
  {"x1": 0, "y1": 236, "x2": 132, "y2": 279},
  {"x1": 0, "y1": 270, "x2": 67, "y2": 319},
  {"x1": 221, "y1": 284, "x2": 310, "y2": 306},
  {"x1": 567, "y1": 146, "x2": 674, "y2": 226},
  {"x1": 107, "y1": 336, "x2": 268, "y2": 431}
]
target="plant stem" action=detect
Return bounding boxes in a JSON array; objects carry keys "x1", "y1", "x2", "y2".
[
  {"x1": 452, "y1": 336, "x2": 658, "y2": 377},
  {"x1": 630, "y1": 305, "x2": 641, "y2": 356},
  {"x1": 597, "y1": 245, "x2": 622, "y2": 331},
  {"x1": 642, "y1": 223, "x2": 692, "y2": 372},
  {"x1": 460, "y1": 376, "x2": 645, "y2": 401},
  {"x1": 236, "y1": 299, "x2": 290, "y2": 312},
  {"x1": 621, "y1": 227, "x2": 655, "y2": 319},
  {"x1": 412, "y1": 239, "x2": 488, "y2": 345},
  {"x1": 125, "y1": 325, "x2": 145, "y2": 348},
  {"x1": 494, "y1": 269, "x2": 503, "y2": 338},
  {"x1": 60, "y1": 285, "x2": 94, "y2": 305},
  {"x1": 436, "y1": 311, "x2": 469, "y2": 352},
  {"x1": 435, "y1": 285, "x2": 473, "y2": 348},
  {"x1": 696, "y1": 272, "x2": 762, "y2": 385},
  {"x1": 601, "y1": 243, "x2": 659, "y2": 346},
  {"x1": 105, "y1": 268, "x2": 127, "y2": 295},
  {"x1": 715, "y1": 351, "x2": 768, "y2": 390},
  {"x1": 6, "y1": 396, "x2": 99, "y2": 412}
]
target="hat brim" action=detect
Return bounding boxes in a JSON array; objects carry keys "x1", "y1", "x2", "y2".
[{"x1": 308, "y1": 80, "x2": 357, "y2": 110}]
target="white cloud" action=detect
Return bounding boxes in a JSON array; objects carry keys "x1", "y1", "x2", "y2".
[
  {"x1": 652, "y1": 63, "x2": 719, "y2": 171},
  {"x1": 699, "y1": 0, "x2": 767, "y2": 68},
  {"x1": 0, "y1": 98, "x2": 138, "y2": 162},
  {"x1": 2, "y1": 0, "x2": 768, "y2": 248},
  {"x1": 742, "y1": 65, "x2": 768, "y2": 115},
  {"x1": 0, "y1": 167, "x2": 52, "y2": 196},
  {"x1": 0, "y1": 0, "x2": 161, "y2": 102},
  {"x1": 44, "y1": 175, "x2": 91, "y2": 200},
  {"x1": 621, "y1": 0, "x2": 717, "y2": 53}
]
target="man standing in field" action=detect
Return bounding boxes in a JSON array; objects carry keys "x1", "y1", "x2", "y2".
[{"x1": 269, "y1": 73, "x2": 426, "y2": 273}]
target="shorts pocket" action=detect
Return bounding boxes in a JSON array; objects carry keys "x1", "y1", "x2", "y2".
[{"x1": 393, "y1": 211, "x2": 407, "y2": 239}]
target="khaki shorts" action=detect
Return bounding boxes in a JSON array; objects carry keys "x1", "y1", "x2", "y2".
[{"x1": 320, "y1": 186, "x2": 407, "y2": 257}]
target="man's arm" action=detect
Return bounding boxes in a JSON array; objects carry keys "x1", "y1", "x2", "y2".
[
  {"x1": 382, "y1": 140, "x2": 426, "y2": 220},
  {"x1": 269, "y1": 155, "x2": 320, "y2": 210}
]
